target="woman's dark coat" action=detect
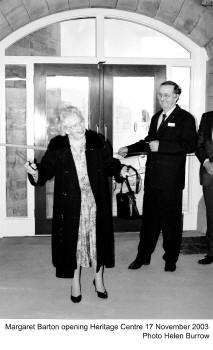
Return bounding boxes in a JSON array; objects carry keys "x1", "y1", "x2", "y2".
[{"x1": 29, "y1": 130, "x2": 123, "y2": 278}]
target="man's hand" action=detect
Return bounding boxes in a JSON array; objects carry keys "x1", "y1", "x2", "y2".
[
  {"x1": 203, "y1": 160, "x2": 213, "y2": 175},
  {"x1": 149, "y1": 140, "x2": 159, "y2": 152},
  {"x1": 118, "y1": 146, "x2": 128, "y2": 157}
]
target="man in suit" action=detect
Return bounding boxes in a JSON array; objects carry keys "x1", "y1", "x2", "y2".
[
  {"x1": 195, "y1": 111, "x2": 213, "y2": 264},
  {"x1": 118, "y1": 81, "x2": 197, "y2": 272}
]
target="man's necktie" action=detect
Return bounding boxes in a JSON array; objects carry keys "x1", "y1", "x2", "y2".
[
  {"x1": 158, "y1": 113, "x2": 167, "y2": 130},
  {"x1": 162, "y1": 113, "x2": 167, "y2": 123}
]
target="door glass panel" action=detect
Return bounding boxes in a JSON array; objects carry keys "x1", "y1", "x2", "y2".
[
  {"x1": 104, "y1": 19, "x2": 190, "y2": 58},
  {"x1": 60, "y1": 19, "x2": 96, "y2": 56},
  {"x1": 113, "y1": 77, "x2": 155, "y2": 216},
  {"x1": 45, "y1": 76, "x2": 89, "y2": 218},
  {"x1": 5, "y1": 65, "x2": 27, "y2": 217},
  {"x1": 6, "y1": 18, "x2": 96, "y2": 57}
]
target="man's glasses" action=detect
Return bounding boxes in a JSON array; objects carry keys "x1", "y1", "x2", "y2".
[{"x1": 158, "y1": 93, "x2": 177, "y2": 99}]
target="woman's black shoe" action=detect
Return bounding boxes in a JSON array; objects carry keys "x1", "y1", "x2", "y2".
[
  {"x1": 71, "y1": 294, "x2": 82, "y2": 303},
  {"x1": 71, "y1": 287, "x2": 82, "y2": 303},
  {"x1": 93, "y1": 280, "x2": 108, "y2": 299}
]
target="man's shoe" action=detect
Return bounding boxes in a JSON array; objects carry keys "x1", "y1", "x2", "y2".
[
  {"x1": 128, "y1": 257, "x2": 150, "y2": 270},
  {"x1": 164, "y1": 262, "x2": 176, "y2": 272},
  {"x1": 198, "y1": 255, "x2": 213, "y2": 265}
]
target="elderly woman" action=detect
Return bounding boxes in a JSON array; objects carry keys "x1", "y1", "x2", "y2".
[{"x1": 25, "y1": 105, "x2": 126, "y2": 303}]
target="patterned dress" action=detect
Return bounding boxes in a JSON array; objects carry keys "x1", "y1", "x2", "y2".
[{"x1": 70, "y1": 137, "x2": 97, "y2": 268}]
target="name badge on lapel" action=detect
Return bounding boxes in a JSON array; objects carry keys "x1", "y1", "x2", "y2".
[{"x1": 168, "y1": 122, "x2": 175, "y2": 127}]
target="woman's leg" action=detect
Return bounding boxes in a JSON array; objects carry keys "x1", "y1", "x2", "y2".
[
  {"x1": 92, "y1": 263, "x2": 106, "y2": 293},
  {"x1": 71, "y1": 265, "x2": 81, "y2": 297}
]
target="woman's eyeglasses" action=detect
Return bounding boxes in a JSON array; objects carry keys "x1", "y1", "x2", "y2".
[{"x1": 63, "y1": 121, "x2": 85, "y2": 131}]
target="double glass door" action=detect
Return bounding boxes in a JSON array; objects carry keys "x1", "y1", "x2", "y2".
[{"x1": 34, "y1": 64, "x2": 166, "y2": 234}]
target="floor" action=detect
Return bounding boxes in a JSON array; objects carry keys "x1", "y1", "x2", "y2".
[{"x1": 0, "y1": 232, "x2": 212, "y2": 319}]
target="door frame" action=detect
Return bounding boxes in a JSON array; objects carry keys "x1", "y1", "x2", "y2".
[
  {"x1": 34, "y1": 63, "x2": 100, "y2": 235},
  {"x1": 33, "y1": 63, "x2": 166, "y2": 234},
  {"x1": 102, "y1": 64, "x2": 166, "y2": 231}
]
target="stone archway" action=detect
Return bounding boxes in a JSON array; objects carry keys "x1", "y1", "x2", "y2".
[{"x1": 0, "y1": 1, "x2": 212, "y2": 51}]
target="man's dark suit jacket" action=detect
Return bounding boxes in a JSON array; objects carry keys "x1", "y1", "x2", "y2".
[
  {"x1": 127, "y1": 104, "x2": 197, "y2": 190},
  {"x1": 196, "y1": 111, "x2": 213, "y2": 186}
]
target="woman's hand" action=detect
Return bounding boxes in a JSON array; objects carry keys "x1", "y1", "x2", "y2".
[
  {"x1": 24, "y1": 161, "x2": 38, "y2": 182},
  {"x1": 120, "y1": 165, "x2": 129, "y2": 178},
  {"x1": 120, "y1": 166, "x2": 137, "y2": 178}
]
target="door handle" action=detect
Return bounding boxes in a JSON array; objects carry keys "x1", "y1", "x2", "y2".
[
  {"x1": 104, "y1": 125, "x2": 108, "y2": 141},
  {"x1": 134, "y1": 122, "x2": 137, "y2": 132},
  {"x1": 96, "y1": 124, "x2": 99, "y2": 134}
]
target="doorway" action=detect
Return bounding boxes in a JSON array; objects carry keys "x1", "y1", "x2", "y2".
[{"x1": 34, "y1": 64, "x2": 166, "y2": 234}]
